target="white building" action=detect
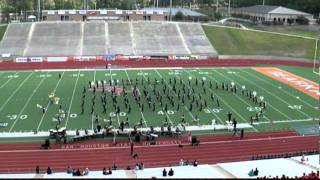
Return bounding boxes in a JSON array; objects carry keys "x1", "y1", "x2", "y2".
[{"x1": 232, "y1": 5, "x2": 314, "y2": 24}]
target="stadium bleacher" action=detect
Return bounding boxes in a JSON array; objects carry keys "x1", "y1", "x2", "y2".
[
  {"x1": 108, "y1": 22, "x2": 135, "y2": 55},
  {"x1": 82, "y1": 21, "x2": 106, "y2": 56},
  {"x1": 25, "y1": 22, "x2": 81, "y2": 57},
  {"x1": 0, "y1": 21, "x2": 217, "y2": 58},
  {"x1": 132, "y1": 22, "x2": 189, "y2": 56},
  {"x1": 179, "y1": 23, "x2": 217, "y2": 55},
  {"x1": 0, "y1": 23, "x2": 32, "y2": 56}
]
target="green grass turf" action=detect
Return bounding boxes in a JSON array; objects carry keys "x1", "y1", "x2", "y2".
[
  {"x1": 202, "y1": 25, "x2": 317, "y2": 60},
  {"x1": 0, "y1": 67, "x2": 318, "y2": 136},
  {"x1": 242, "y1": 24, "x2": 319, "y2": 39},
  {"x1": 0, "y1": 25, "x2": 7, "y2": 41}
]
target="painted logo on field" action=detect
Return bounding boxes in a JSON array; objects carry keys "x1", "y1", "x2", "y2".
[
  {"x1": 89, "y1": 85, "x2": 124, "y2": 95},
  {"x1": 253, "y1": 67, "x2": 319, "y2": 99}
]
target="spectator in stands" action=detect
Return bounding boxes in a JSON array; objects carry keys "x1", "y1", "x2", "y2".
[
  {"x1": 35, "y1": 165, "x2": 40, "y2": 174},
  {"x1": 126, "y1": 166, "x2": 131, "y2": 170},
  {"x1": 108, "y1": 168, "x2": 112, "y2": 175},
  {"x1": 83, "y1": 167, "x2": 89, "y2": 176},
  {"x1": 112, "y1": 163, "x2": 117, "y2": 170},
  {"x1": 184, "y1": 160, "x2": 189, "y2": 165},
  {"x1": 168, "y1": 168, "x2": 174, "y2": 176},
  {"x1": 66, "y1": 166, "x2": 72, "y2": 174},
  {"x1": 135, "y1": 164, "x2": 139, "y2": 170},
  {"x1": 102, "y1": 167, "x2": 107, "y2": 175},
  {"x1": 193, "y1": 160, "x2": 198, "y2": 167},
  {"x1": 248, "y1": 169, "x2": 254, "y2": 177},
  {"x1": 46, "y1": 166, "x2": 52, "y2": 175},
  {"x1": 187, "y1": 131, "x2": 192, "y2": 142},
  {"x1": 300, "y1": 154, "x2": 308, "y2": 164},
  {"x1": 139, "y1": 162, "x2": 144, "y2": 170},
  {"x1": 179, "y1": 159, "x2": 184, "y2": 166},
  {"x1": 72, "y1": 169, "x2": 76, "y2": 176},
  {"x1": 162, "y1": 168, "x2": 167, "y2": 177},
  {"x1": 253, "y1": 168, "x2": 259, "y2": 176},
  {"x1": 75, "y1": 169, "x2": 82, "y2": 176}
]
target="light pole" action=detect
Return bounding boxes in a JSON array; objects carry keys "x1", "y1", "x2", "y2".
[
  {"x1": 169, "y1": 0, "x2": 172, "y2": 21},
  {"x1": 216, "y1": 0, "x2": 219, "y2": 13},
  {"x1": 314, "y1": 36, "x2": 319, "y2": 67},
  {"x1": 314, "y1": 35, "x2": 320, "y2": 75},
  {"x1": 37, "y1": 0, "x2": 41, "y2": 21},
  {"x1": 228, "y1": 0, "x2": 231, "y2": 16}
]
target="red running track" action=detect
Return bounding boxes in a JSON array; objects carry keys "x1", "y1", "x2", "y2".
[
  {"x1": 0, "y1": 58, "x2": 315, "y2": 71},
  {"x1": 0, "y1": 131, "x2": 317, "y2": 174},
  {"x1": 0, "y1": 131, "x2": 298, "y2": 151},
  {"x1": 0, "y1": 59, "x2": 316, "y2": 173}
]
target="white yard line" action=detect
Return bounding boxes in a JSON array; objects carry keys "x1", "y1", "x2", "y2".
[
  {"x1": 212, "y1": 69, "x2": 272, "y2": 122},
  {"x1": 0, "y1": 72, "x2": 34, "y2": 113},
  {"x1": 154, "y1": 69, "x2": 195, "y2": 126},
  {"x1": 36, "y1": 71, "x2": 65, "y2": 131},
  {"x1": 256, "y1": 118, "x2": 317, "y2": 124},
  {"x1": 241, "y1": 69, "x2": 317, "y2": 109},
  {"x1": 91, "y1": 70, "x2": 96, "y2": 130},
  {"x1": 152, "y1": 70, "x2": 175, "y2": 126},
  {"x1": 64, "y1": 71, "x2": 81, "y2": 128},
  {"x1": 236, "y1": 71, "x2": 312, "y2": 119},
  {"x1": 133, "y1": 71, "x2": 149, "y2": 128},
  {"x1": 170, "y1": 70, "x2": 224, "y2": 124},
  {"x1": 110, "y1": 69, "x2": 120, "y2": 127},
  {"x1": 9, "y1": 72, "x2": 48, "y2": 132},
  {"x1": 184, "y1": 70, "x2": 254, "y2": 128},
  {"x1": 0, "y1": 72, "x2": 19, "y2": 89},
  {"x1": 125, "y1": 70, "x2": 148, "y2": 128}
]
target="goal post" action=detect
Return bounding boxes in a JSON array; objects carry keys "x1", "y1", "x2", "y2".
[{"x1": 313, "y1": 38, "x2": 320, "y2": 75}]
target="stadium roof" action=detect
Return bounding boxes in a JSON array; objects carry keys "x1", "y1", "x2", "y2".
[
  {"x1": 235, "y1": 5, "x2": 312, "y2": 16},
  {"x1": 141, "y1": 7, "x2": 206, "y2": 17}
]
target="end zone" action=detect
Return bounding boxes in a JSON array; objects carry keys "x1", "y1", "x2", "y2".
[{"x1": 252, "y1": 67, "x2": 319, "y2": 100}]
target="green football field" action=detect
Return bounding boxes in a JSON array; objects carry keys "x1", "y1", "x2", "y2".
[{"x1": 0, "y1": 66, "x2": 318, "y2": 135}]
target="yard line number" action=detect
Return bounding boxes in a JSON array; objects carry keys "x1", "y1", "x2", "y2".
[
  {"x1": 110, "y1": 112, "x2": 127, "y2": 117},
  {"x1": 7, "y1": 114, "x2": 28, "y2": 120},
  {"x1": 168, "y1": 71, "x2": 181, "y2": 75},
  {"x1": 39, "y1": 74, "x2": 52, "y2": 78},
  {"x1": 247, "y1": 107, "x2": 262, "y2": 112},
  {"x1": 288, "y1": 105, "x2": 302, "y2": 110},
  {"x1": 158, "y1": 110, "x2": 175, "y2": 115},
  {"x1": 72, "y1": 74, "x2": 84, "y2": 77},
  {"x1": 7, "y1": 75, "x2": 19, "y2": 78},
  {"x1": 204, "y1": 108, "x2": 223, "y2": 114},
  {"x1": 198, "y1": 71, "x2": 209, "y2": 75},
  {"x1": 105, "y1": 73, "x2": 117, "y2": 76}
]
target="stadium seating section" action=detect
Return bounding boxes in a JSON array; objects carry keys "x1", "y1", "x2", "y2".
[{"x1": 0, "y1": 22, "x2": 217, "y2": 57}]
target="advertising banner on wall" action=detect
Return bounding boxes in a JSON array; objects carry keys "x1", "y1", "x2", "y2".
[
  {"x1": 74, "y1": 56, "x2": 96, "y2": 61},
  {"x1": 68, "y1": 10, "x2": 76, "y2": 15},
  {"x1": 47, "y1": 57, "x2": 68, "y2": 62},
  {"x1": 58, "y1": 10, "x2": 66, "y2": 15},
  {"x1": 47, "y1": 10, "x2": 55, "y2": 15},
  {"x1": 15, "y1": 57, "x2": 43, "y2": 63},
  {"x1": 79, "y1": 10, "x2": 87, "y2": 15}
]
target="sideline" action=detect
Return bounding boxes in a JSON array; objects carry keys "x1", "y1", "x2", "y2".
[{"x1": 0, "y1": 135, "x2": 315, "y2": 153}]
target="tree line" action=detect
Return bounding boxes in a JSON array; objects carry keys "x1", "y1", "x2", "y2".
[{"x1": 0, "y1": 0, "x2": 319, "y2": 16}]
